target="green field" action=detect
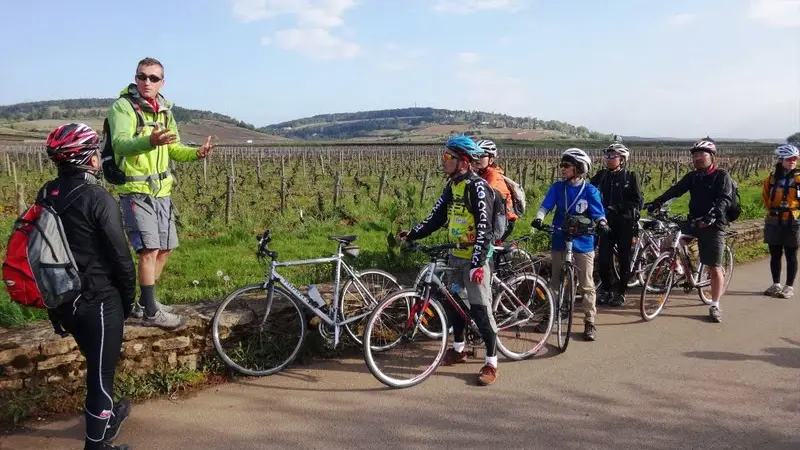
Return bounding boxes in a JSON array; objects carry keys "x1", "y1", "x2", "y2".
[{"x1": 0, "y1": 144, "x2": 773, "y2": 327}]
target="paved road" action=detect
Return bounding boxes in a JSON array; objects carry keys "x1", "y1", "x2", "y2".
[{"x1": 2, "y1": 258, "x2": 799, "y2": 450}]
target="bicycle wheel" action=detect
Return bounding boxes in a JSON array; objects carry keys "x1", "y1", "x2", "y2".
[
  {"x1": 556, "y1": 266, "x2": 575, "y2": 353},
  {"x1": 363, "y1": 289, "x2": 448, "y2": 389},
  {"x1": 411, "y1": 265, "x2": 450, "y2": 339},
  {"x1": 339, "y1": 269, "x2": 402, "y2": 345},
  {"x1": 212, "y1": 283, "x2": 307, "y2": 376},
  {"x1": 630, "y1": 245, "x2": 658, "y2": 288},
  {"x1": 697, "y1": 244, "x2": 735, "y2": 305},
  {"x1": 493, "y1": 273, "x2": 554, "y2": 360},
  {"x1": 639, "y1": 253, "x2": 676, "y2": 321}
]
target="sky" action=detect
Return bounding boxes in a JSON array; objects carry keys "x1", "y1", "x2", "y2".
[{"x1": 0, "y1": 0, "x2": 798, "y2": 139}]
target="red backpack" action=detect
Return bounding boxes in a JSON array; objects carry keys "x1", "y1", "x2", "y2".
[{"x1": 2, "y1": 183, "x2": 89, "y2": 309}]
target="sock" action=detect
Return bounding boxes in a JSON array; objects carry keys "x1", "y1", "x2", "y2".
[
  {"x1": 711, "y1": 300, "x2": 720, "y2": 309},
  {"x1": 485, "y1": 355, "x2": 498, "y2": 368},
  {"x1": 453, "y1": 341, "x2": 465, "y2": 353},
  {"x1": 140, "y1": 284, "x2": 157, "y2": 317}
]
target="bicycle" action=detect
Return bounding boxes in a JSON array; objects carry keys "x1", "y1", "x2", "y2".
[
  {"x1": 639, "y1": 214, "x2": 735, "y2": 321},
  {"x1": 211, "y1": 230, "x2": 400, "y2": 376},
  {"x1": 362, "y1": 241, "x2": 554, "y2": 389},
  {"x1": 593, "y1": 216, "x2": 667, "y2": 292},
  {"x1": 534, "y1": 220, "x2": 597, "y2": 353}
]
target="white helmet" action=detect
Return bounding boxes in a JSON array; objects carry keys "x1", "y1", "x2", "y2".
[
  {"x1": 775, "y1": 144, "x2": 800, "y2": 160},
  {"x1": 562, "y1": 147, "x2": 592, "y2": 174},
  {"x1": 605, "y1": 143, "x2": 630, "y2": 159},
  {"x1": 691, "y1": 138, "x2": 717, "y2": 155},
  {"x1": 476, "y1": 139, "x2": 497, "y2": 157}
]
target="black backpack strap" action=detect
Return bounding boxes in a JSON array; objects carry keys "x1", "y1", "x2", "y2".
[{"x1": 120, "y1": 94, "x2": 146, "y2": 137}]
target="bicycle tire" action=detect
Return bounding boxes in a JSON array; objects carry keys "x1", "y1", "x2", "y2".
[
  {"x1": 211, "y1": 283, "x2": 307, "y2": 376},
  {"x1": 640, "y1": 253, "x2": 675, "y2": 321},
  {"x1": 493, "y1": 273, "x2": 555, "y2": 360},
  {"x1": 556, "y1": 266, "x2": 575, "y2": 353},
  {"x1": 362, "y1": 289, "x2": 448, "y2": 389},
  {"x1": 338, "y1": 269, "x2": 402, "y2": 345},
  {"x1": 697, "y1": 244, "x2": 734, "y2": 305}
]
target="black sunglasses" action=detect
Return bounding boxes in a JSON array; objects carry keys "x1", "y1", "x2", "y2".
[{"x1": 136, "y1": 73, "x2": 163, "y2": 83}]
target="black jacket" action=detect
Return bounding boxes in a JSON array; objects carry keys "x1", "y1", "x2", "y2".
[
  {"x1": 654, "y1": 167, "x2": 734, "y2": 226},
  {"x1": 37, "y1": 172, "x2": 136, "y2": 310},
  {"x1": 590, "y1": 168, "x2": 644, "y2": 222},
  {"x1": 406, "y1": 171, "x2": 493, "y2": 269}
]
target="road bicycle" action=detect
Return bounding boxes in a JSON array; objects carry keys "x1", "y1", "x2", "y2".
[{"x1": 211, "y1": 230, "x2": 400, "y2": 376}]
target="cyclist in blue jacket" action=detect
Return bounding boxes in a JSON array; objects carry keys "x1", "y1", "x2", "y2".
[{"x1": 532, "y1": 148, "x2": 609, "y2": 341}]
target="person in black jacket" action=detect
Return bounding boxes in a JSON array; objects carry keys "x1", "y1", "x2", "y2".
[
  {"x1": 398, "y1": 136, "x2": 499, "y2": 386},
  {"x1": 590, "y1": 143, "x2": 644, "y2": 306},
  {"x1": 42, "y1": 123, "x2": 137, "y2": 450},
  {"x1": 646, "y1": 138, "x2": 734, "y2": 323}
]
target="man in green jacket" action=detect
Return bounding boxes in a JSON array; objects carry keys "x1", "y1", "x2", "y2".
[{"x1": 107, "y1": 57, "x2": 213, "y2": 329}]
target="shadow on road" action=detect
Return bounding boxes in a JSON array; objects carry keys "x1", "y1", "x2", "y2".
[{"x1": 684, "y1": 337, "x2": 800, "y2": 369}]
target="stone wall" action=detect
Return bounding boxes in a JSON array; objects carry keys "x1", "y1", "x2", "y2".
[{"x1": 0, "y1": 219, "x2": 767, "y2": 396}]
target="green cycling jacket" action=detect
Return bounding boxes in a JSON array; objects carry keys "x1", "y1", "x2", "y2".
[{"x1": 107, "y1": 85, "x2": 198, "y2": 197}]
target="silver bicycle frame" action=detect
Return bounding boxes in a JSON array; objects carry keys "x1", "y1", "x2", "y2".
[{"x1": 263, "y1": 248, "x2": 383, "y2": 347}]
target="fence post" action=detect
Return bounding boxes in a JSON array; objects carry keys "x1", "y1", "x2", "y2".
[
  {"x1": 333, "y1": 171, "x2": 341, "y2": 208},
  {"x1": 280, "y1": 156, "x2": 287, "y2": 215},
  {"x1": 225, "y1": 174, "x2": 233, "y2": 224},
  {"x1": 420, "y1": 168, "x2": 430, "y2": 206},
  {"x1": 377, "y1": 168, "x2": 387, "y2": 207}
]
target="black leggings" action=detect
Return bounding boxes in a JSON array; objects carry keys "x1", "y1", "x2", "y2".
[
  {"x1": 769, "y1": 245, "x2": 798, "y2": 286},
  {"x1": 442, "y1": 298, "x2": 497, "y2": 358},
  {"x1": 54, "y1": 290, "x2": 124, "y2": 447},
  {"x1": 598, "y1": 219, "x2": 636, "y2": 295}
]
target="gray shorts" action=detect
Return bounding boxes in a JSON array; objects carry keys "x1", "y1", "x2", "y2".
[
  {"x1": 120, "y1": 194, "x2": 179, "y2": 252},
  {"x1": 694, "y1": 227, "x2": 725, "y2": 267},
  {"x1": 446, "y1": 256, "x2": 497, "y2": 332}
]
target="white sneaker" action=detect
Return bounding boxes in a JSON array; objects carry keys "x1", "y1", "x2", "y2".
[
  {"x1": 776, "y1": 286, "x2": 794, "y2": 299},
  {"x1": 763, "y1": 283, "x2": 782, "y2": 296},
  {"x1": 131, "y1": 300, "x2": 174, "y2": 319},
  {"x1": 142, "y1": 309, "x2": 186, "y2": 330}
]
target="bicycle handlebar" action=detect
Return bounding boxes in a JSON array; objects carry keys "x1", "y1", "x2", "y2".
[{"x1": 403, "y1": 241, "x2": 473, "y2": 256}]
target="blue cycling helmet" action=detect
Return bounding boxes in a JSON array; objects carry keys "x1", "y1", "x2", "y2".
[{"x1": 445, "y1": 136, "x2": 483, "y2": 161}]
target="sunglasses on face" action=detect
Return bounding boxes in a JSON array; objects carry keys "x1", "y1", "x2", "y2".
[
  {"x1": 604, "y1": 153, "x2": 619, "y2": 159},
  {"x1": 785, "y1": 157, "x2": 798, "y2": 162},
  {"x1": 136, "y1": 73, "x2": 163, "y2": 83},
  {"x1": 442, "y1": 152, "x2": 459, "y2": 161},
  {"x1": 560, "y1": 162, "x2": 574, "y2": 169}
]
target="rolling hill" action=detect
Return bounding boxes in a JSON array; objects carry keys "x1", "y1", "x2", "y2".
[
  {"x1": 261, "y1": 107, "x2": 611, "y2": 142},
  {"x1": 0, "y1": 100, "x2": 611, "y2": 144},
  {"x1": 0, "y1": 98, "x2": 285, "y2": 144}
]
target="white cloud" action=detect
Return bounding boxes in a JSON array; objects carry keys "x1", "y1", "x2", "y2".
[
  {"x1": 434, "y1": 0, "x2": 528, "y2": 14},
  {"x1": 664, "y1": 13, "x2": 698, "y2": 27},
  {"x1": 748, "y1": 0, "x2": 800, "y2": 28},
  {"x1": 233, "y1": 0, "x2": 361, "y2": 59},
  {"x1": 262, "y1": 28, "x2": 360, "y2": 59},
  {"x1": 457, "y1": 52, "x2": 480, "y2": 64}
]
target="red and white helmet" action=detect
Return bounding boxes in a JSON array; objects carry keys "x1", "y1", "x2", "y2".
[
  {"x1": 691, "y1": 138, "x2": 717, "y2": 155},
  {"x1": 45, "y1": 123, "x2": 100, "y2": 167}
]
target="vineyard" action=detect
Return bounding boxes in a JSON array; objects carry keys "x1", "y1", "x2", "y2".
[{"x1": 0, "y1": 142, "x2": 775, "y2": 326}]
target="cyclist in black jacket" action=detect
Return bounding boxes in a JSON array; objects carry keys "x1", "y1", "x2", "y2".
[
  {"x1": 646, "y1": 138, "x2": 734, "y2": 323},
  {"x1": 590, "y1": 143, "x2": 644, "y2": 306},
  {"x1": 43, "y1": 123, "x2": 137, "y2": 450}
]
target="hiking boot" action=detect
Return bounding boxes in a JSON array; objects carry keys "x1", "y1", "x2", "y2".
[
  {"x1": 776, "y1": 286, "x2": 794, "y2": 299},
  {"x1": 763, "y1": 283, "x2": 782, "y2": 297},
  {"x1": 142, "y1": 309, "x2": 186, "y2": 330},
  {"x1": 131, "y1": 300, "x2": 174, "y2": 319},
  {"x1": 441, "y1": 348, "x2": 468, "y2": 366},
  {"x1": 477, "y1": 364, "x2": 497, "y2": 386},
  {"x1": 596, "y1": 289, "x2": 610, "y2": 305},
  {"x1": 102, "y1": 399, "x2": 131, "y2": 444},
  {"x1": 584, "y1": 322, "x2": 597, "y2": 341},
  {"x1": 709, "y1": 306, "x2": 722, "y2": 323},
  {"x1": 609, "y1": 293, "x2": 625, "y2": 307}
]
